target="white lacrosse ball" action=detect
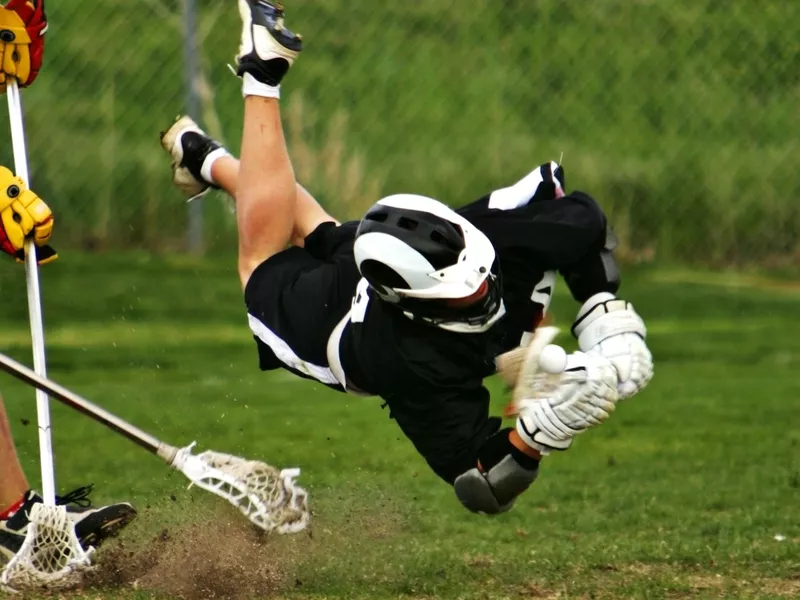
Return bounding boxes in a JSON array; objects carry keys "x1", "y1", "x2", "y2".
[{"x1": 539, "y1": 344, "x2": 568, "y2": 374}]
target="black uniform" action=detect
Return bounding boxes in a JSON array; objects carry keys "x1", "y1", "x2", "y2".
[{"x1": 244, "y1": 187, "x2": 618, "y2": 485}]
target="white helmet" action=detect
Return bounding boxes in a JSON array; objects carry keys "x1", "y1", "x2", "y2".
[{"x1": 353, "y1": 194, "x2": 505, "y2": 333}]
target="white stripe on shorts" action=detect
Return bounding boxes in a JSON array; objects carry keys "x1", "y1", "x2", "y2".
[{"x1": 247, "y1": 313, "x2": 340, "y2": 386}]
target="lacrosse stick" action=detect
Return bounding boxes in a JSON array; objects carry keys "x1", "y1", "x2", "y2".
[
  {"x1": 4, "y1": 77, "x2": 92, "y2": 597},
  {"x1": 0, "y1": 351, "x2": 311, "y2": 536},
  {"x1": 6, "y1": 78, "x2": 57, "y2": 507},
  {"x1": 1, "y1": 0, "x2": 95, "y2": 589},
  {"x1": 499, "y1": 325, "x2": 562, "y2": 417},
  {"x1": 3, "y1": 79, "x2": 89, "y2": 596},
  {"x1": 0, "y1": 502, "x2": 94, "y2": 593}
]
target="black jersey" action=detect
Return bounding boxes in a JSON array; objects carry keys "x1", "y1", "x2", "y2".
[{"x1": 245, "y1": 186, "x2": 617, "y2": 484}]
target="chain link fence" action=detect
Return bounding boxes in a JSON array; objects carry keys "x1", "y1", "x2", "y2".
[{"x1": 1, "y1": 0, "x2": 797, "y2": 266}]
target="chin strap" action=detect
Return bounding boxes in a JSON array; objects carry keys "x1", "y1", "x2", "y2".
[{"x1": 408, "y1": 300, "x2": 507, "y2": 334}]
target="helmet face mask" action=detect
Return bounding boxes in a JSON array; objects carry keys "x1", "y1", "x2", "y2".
[
  {"x1": 354, "y1": 194, "x2": 506, "y2": 332},
  {"x1": 394, "y1": 267, "x2": 505, "y2": 332}
]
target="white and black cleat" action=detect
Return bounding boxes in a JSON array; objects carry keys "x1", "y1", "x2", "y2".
[
  {"x1": 0, "y1": 487, "x2": 137, "y2": 562},
  {"x1": 235, "y1": 0, "x2": 303, "y2": 86},
  {"x1": 159, "y1": 115, "x2": 223, "y2": 201}
]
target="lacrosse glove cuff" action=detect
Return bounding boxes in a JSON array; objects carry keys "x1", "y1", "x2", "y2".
[{"x1": 571, "y1": 292, "x2": 653, "y2": 399}]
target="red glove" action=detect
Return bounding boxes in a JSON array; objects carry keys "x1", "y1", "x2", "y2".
[{"x1": 0, "y1": 0, "x2": 47, "y2": 93}]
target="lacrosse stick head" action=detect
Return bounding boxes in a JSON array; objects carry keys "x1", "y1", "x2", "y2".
[
  {"x1": 502, "y1": 326, "x2": 561, "y2": 417},
  {"x1": 0, "y1": 503, "x2": 94, "y2": 594},
  {"x1": 172, "y1": 443, "x2": 310, "y2": 534}
]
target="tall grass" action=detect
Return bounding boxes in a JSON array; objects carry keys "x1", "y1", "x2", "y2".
[{"x1": 0, "y1": 0, "x2": 796, "y2": 266}]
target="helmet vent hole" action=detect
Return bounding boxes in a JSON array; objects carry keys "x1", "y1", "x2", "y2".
[
  {"x1": 367, "y1": 212, "x2": 388, "y2": 223},
  {"x1": 397, "y1": 217, "x2": 419, "y2": 231},
  {"x1": 359, "y1": 259, "x2": 410, "y2": 290},
  {"x1": 430, "y1": 229, "x2": 461, "y2": 252}
]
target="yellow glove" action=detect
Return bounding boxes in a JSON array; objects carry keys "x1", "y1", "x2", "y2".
[
  {"x1": 0, "y1": 165, "x2": 57, "y2": 264},
  {"x1": 0, "y1": 0, "x2": 47, "y2": 93}
]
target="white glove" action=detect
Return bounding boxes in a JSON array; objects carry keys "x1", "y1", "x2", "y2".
[
  {"x1": 572, "y1": 292, "x2": 654, "y2": 400},
  {"x1": 515, "y1": 350, "x2": 619, "y2": 455}
]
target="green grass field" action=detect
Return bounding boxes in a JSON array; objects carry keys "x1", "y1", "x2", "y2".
[{"x1": 0, "y1": 254, "x2": 798, "y2": 599}]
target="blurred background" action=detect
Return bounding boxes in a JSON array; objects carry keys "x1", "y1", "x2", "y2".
[
  {"x1": 0, "y1": 0, "x2": 797, "y2": 266},
  {"x1": 0, "y1": 5, "x2": 799, "y2": 597}
]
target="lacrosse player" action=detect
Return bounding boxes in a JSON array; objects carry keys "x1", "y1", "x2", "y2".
[
  {"x1": 160, "y1": 0, "x2": 653, "y2": 515},
  {"x1": 0, "y1": 168, "x2": 137, "y2": 562}
]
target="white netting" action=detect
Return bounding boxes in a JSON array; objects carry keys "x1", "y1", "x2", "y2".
[
  {"x1": 0, "y1": 503, "x2": 94, "y2": 594},
  {"x1": 174, "y1": 444, "x2": 310, "y2": 534},
  {"x1": 506, "y1": 326, "x2": 562, "y2": 416}
]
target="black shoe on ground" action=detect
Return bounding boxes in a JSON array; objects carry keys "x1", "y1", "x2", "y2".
[{"x1": 0, "y1": 486, "x2": 136, "y2": 563}]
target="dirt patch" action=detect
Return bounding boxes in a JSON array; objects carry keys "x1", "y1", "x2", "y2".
[
  {"x1": 520, "y1": 582, "x2": 579, "y2": 600},
  {"x1": 73, "y1": 489, "x2": 408, "y2": 600},
  {"x1": 82, "y1": 512, "x2": 309, "y2": 600},
  {"x1": 756, "y1": 577, "x2": 800, "y2": 598},
  {"x1": 599, "y1": 563, "x2": 800, "y2": 599},
  {"x1": 510, "y1": 563, "x2": 800, "y2": 600}
]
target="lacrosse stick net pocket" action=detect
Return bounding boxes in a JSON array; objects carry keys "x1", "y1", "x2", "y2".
[
  {"x1": 0, "y1": 503, "x2": 94, "y2": 593},
  {"x1": 505, "y1": 326, "x2": 562, "y2": 417},
  {"x1": 174, "y1": 443, "x2": 310, "y2": 534}
]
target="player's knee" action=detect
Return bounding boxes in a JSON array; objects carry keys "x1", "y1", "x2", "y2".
[{"x1": 453, "y1": 430, "x2": 540, "y2": 515}]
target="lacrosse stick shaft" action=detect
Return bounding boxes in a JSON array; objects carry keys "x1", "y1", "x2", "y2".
[
  {"x1": 512, "y1": 326, "x2": 560, "y2": 404},
  {"x1": 7, "y1": 78, "x2": 56, "y2": 506},
  {"x1": 0, "y1": 352, "x2": 181, "y2": 464}
]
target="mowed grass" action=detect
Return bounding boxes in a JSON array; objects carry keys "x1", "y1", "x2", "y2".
[{"x1": 0, "y1": 253, "x2": 798, "y2": 599}]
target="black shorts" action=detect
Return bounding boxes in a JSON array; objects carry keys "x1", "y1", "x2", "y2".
[{"x1": 243, "y1": 221, "x2": 362, "y2": 391}]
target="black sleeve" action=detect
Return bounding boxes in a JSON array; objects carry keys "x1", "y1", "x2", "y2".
[
  {"x1": 302, "y1": 220, "x2": 360, "y2": 261},
  {"x1": 456, "y1": 190, "x2": 621, "y2": 303},
  {"x1": 382, "y1": 385, "x2": 503, "y2": 485},
  {"x1": 559, "y1": 228, "x2": 621, "y2": 302},
  {"x1": 456, "y1": 190, "x2": 605, "y2": 269}
]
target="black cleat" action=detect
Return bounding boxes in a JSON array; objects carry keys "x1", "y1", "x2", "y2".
[
  {"x1": 235, "y1": 0, "x2": 303, "y2": 87},
  {"x1": 0, "y1": 486, "x2": 136, "y2": 563}
]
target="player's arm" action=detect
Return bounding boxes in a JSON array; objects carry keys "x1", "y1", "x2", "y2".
[
  {"x1": 552, "y1": 193, "x2": 653, "y2": 401},
  {"x1": 458, "y1": 163, "x2": 653, "y2": 401},
  {"x1": 518, "y1": 185, "x2": 653, "y2": 401},
  {"x1": 384, "y1": 385, "x2": 541, "y2": 515},
  {"x1": 385, "y1": 366, "x2": 617, "y2": 515}
]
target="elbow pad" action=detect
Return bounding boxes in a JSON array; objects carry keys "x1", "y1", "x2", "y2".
[{"x1": 453, "y1": 429, "x2": 540, "y2": 514}]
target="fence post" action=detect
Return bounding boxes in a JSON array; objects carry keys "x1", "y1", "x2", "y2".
[{"x1": 183, "y1": 0, "x2": 203, "y2": 255}]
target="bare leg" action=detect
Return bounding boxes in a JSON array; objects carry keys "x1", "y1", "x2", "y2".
[
  {"x1": 235, "y1": 97, "x2": 298, "y2": 288},
  {"x1": 212, "y1": 156, "x2": 338, "y2": 248},
  {"x1": 0, "y1": 395, "x2": 29, "y2": 513},
  {"x1": 209, "y1": 155, "x2": 240, "y2": 195},
  {"x1": 292, "y1": 184, "x2": 340, "y2": 242}
]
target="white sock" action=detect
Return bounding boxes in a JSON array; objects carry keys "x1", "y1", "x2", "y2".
[
  {"x1": 242, "y1": 73, "x2": 281, "y2": 99},
  {"x1": 200, "y1": 147, "x2": 232, "y2": 185}
]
